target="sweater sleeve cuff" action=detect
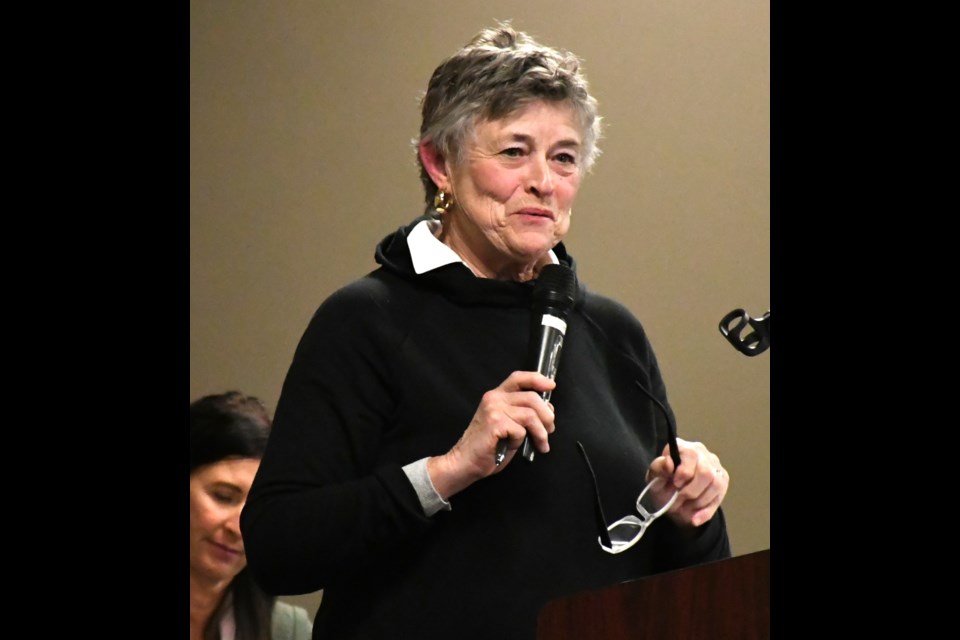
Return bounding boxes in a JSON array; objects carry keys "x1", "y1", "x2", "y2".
[
  {"x1": 402, "y1": 457, "x2": 452, "y2": 517},
  {"x1": 663, "y1": 507, "x2": 732, "y2": 568}
]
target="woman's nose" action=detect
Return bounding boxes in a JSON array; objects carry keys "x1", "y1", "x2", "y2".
[
  {"x1": 526, "y1": 156, "x2": 555, "y2": 196},
  {"x1": 225, "y1": 505, "x2": 243, "y2": 536}
]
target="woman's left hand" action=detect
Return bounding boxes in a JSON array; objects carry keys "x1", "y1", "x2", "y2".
[{"x1": 645, "y1": 437, "x2": 729, "y2": 528}]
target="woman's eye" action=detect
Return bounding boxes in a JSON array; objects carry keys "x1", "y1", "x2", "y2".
[
  {"x1": 555, "y1": 152, "x2": 577, "y2": 165},
  {"x1": 213, "y1": 491, "x2": 239, "y2": 504},
  {"x1": 501, "y1": 147, "x2": 524, "y2": 157}
]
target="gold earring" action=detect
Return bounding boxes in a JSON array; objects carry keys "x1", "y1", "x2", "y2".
[{"x1": 434, "y1": 190, "x2": 453, "y2": 215}]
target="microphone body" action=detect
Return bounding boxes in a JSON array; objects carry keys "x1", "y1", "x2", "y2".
[
  {"x1": 494, "y1": 264, "x2": 577, "y2": 466},
  {"x1": 493, "y1": 264, "x2": 577, "y2": 465},
  {"x1": 519, "y1": 307, "x2": 570, "y2": 461}
]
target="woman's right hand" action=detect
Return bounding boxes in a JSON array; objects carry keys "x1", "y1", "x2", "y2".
[{"x1": 426, "y1": 371, "x2": 556, "y2": 499}]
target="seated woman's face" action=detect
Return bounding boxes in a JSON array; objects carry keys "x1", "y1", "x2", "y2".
[
  {"x1": 447, "y1": 100, "x2": 583, "y2": 266},
  {"x1": 189, "y1": 458, "x2": 260, "y2": 584}
]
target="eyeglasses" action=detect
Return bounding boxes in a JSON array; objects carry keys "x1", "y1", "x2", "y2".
[{"x1": 577, "y1": 380, "x2": 682, "y2": 555}]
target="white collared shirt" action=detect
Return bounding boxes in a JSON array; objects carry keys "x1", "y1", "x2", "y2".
[{"x1": 406, "y1": 218, "x2": 558, "y2": 275}]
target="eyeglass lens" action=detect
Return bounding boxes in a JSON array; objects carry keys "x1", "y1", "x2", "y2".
[{"x1": 601, "y1": 478, "x2": 679, "y2": 554}]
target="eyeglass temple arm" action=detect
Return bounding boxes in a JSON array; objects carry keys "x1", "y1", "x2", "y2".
[
  {"x1": 576, "y1": 441, "x2": 613, "y2": 549},
  {"x1": 633, "y1": 380, "x2": 682, "y2": 470}
]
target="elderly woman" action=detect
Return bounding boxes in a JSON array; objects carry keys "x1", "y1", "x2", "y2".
[
  {"x1": 241, "y1": 24, "x2": 731, "y2": 640},
  {"x1": 190, "y1": 391, "x2": 313, "y2": 640}
]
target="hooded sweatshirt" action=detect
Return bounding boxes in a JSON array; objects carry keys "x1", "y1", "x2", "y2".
[{"x1": 241, "y1": 216, "x2": 731, "y2": 640}]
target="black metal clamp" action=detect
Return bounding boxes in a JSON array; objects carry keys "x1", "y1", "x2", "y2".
[{"x1": 719, "y1": 308, "x2": 770, "y2": 356}]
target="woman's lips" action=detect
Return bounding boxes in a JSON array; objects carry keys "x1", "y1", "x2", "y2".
[
  {"x1": 209, "y1": 540, "x2": 243, "y2": 559},
  {"x1": 514, "y1": 208, "x2": 555, "y2": 220}
]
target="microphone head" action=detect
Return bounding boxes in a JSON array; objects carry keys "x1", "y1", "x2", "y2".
[{"x1": 533, "y1": 264, "x2": 577, "y2": 316}]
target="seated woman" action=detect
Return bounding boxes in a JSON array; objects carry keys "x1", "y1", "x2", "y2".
[{"x1": 190, "y1": 391, "x2": 313, "y2": 640}]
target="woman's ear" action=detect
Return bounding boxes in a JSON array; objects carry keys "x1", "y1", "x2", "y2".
[{"x1": 419, "y1": 139, "x2": 451, "y2": 192}]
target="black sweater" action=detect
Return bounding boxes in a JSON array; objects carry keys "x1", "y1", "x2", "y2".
[{"x1": 241, "y1": 217, "x2": 731, "y2": 639}]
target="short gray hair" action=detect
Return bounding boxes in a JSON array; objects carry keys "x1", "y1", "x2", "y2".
[{"x1": 415, "y1": 23, "x2": 603, "y2": 210}]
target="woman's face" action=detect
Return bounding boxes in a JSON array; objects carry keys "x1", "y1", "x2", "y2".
[
  {"x1": 444, "y1": 101, "x2": 583, "y2": 277},
  {"x1": 189, "y1": 457, "x2": 260, "y2": 585}
]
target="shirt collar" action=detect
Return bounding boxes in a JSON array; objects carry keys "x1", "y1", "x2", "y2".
[{"x1": 407, "y1": 218, "x2": 558, "y2": 275}]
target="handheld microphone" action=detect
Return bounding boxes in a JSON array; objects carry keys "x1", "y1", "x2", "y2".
[{"x1": 494, "y1": 263, "x2": 578, "y2": 465}]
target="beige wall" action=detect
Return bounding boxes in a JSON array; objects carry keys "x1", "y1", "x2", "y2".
[{"x1": 191, "y1": 0, "x2": 769, "y2": 618}]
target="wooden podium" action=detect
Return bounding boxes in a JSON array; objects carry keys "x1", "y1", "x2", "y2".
[{"x1": 536, "y1": 549, "x2": 770, "y2": 640}]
